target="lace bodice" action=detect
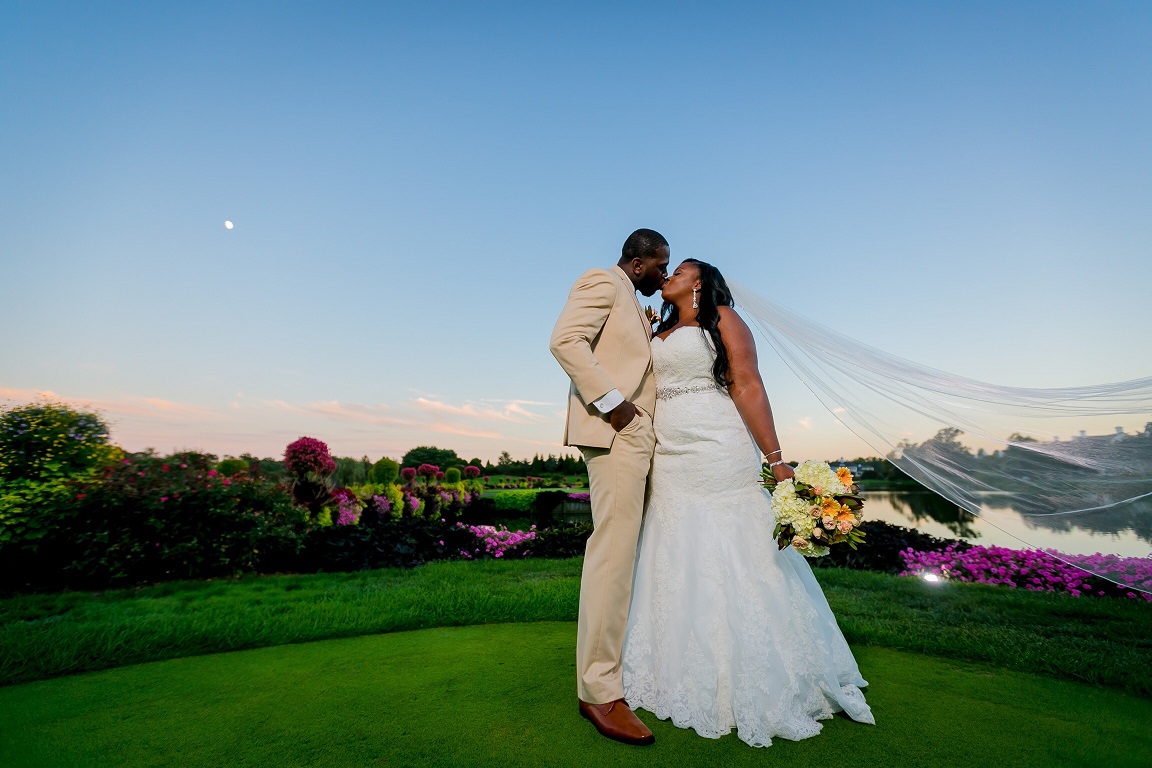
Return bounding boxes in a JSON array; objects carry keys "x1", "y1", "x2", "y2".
[{"x1": 652, "y1": 326, "x2": 720, "y2": 393}]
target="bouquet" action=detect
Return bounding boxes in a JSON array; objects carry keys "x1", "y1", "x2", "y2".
[{"x1": 762, "y1": 460, "x2": 866, "y2": 557}]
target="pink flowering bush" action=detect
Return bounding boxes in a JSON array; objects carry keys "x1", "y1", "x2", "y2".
[
  {"x1": 283, "y1": 437, "x2": 337, "y2": 477},
  {"x1": 3, "y1": 451, "x2": 305, "y2": 590},
  {"x1": 463, "y1": 466, "x2": 481, "y2": 479},
  {"x1": 457, "y1": 523, "x2": 537, "y2": 559},
  {"x1": 900, "y1": 544, "x2": 1152, "y2": 601},
  {"x1": 283, "y1": 437, "x2": 338, "y2": 514}
]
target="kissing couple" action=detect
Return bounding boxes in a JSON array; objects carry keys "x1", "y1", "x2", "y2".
[{"x1": 549, "y1": 228, "x2": 875, "y2": 748}]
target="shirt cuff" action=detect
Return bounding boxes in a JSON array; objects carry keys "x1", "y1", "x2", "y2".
[{"x1": 592, "y1": 389, "x2": 625, "y2": 414}]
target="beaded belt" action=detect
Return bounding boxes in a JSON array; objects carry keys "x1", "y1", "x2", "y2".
[{"x1": 656, "y1": 383, "x2": 724, "y2": 401}]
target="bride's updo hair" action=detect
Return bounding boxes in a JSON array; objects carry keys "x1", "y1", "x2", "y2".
[{"x1": 656, "y1": 258, "x2": 735, "y2": 389}]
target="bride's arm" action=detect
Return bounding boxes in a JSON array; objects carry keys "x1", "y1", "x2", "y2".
[{"x1": 717, "y1": 307, "x2": 795, "y2": 481}]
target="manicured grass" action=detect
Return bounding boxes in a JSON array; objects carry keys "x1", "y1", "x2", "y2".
[
  {"x1": 3, "y1": 559, "x2": 1150, "y2": 695},
  {"x1": 813, "y1": 567, "x2": 1152, "y2": 694},
  {"x1": 2, "y1": 622, "x2": 1150, "y2": 768},
  {"x1": 0, "y1": 559, "x2": 582, "y2": 687}
]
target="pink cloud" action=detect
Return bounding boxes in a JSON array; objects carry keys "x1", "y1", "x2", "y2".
[
  {"x1": 1, "y1": 388, "x2": 219, "y2": 421},
  {"x1": 1, "y1": 387, "x2": 575, "y2": 461}
]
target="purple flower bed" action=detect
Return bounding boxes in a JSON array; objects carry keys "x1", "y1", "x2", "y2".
[
  {"x1": 566, "y1": 492, "x2": 590, "y2": 502},
  {"x1": 457, "y1": 523, "x2": 537, "y2": 559},
  {"x1": 900, "y1": 544, "x2": 1152, "y2": 602},
  {"x1": 330, "y1": 487, "x2": 363, "y2": 526}
]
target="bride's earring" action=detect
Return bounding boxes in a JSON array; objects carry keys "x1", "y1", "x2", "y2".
[{"x1": 692, "y1": 288, "x2": 699, "y2": 309}]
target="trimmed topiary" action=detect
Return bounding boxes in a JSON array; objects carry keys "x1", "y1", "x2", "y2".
[{"x1": 370, "y1": 457, "x2": 400, "y2": 485}]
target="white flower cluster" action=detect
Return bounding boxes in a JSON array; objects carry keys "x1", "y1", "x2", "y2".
[
  {"x1": 769, "y1": 460, "x2": 852, "y2": 557},
  {"x1": 793, "y1": 460, "x2": 850, "y2": 494}
]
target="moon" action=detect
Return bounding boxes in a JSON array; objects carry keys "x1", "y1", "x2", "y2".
[{"x1": 224, "y1": 220, "x2": 234, "y2": 230}]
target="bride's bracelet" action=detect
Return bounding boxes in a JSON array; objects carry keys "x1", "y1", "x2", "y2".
[
  {"x1": 766, "y1": 449, "x2": 782, "y2": 457},
  {"x1": 768, "y1": 459, "x2": 786, "y2": 468}
]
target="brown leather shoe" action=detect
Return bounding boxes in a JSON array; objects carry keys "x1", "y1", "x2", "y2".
[{"x1": 579, "y1": 699, "x2": 655, "y2": 746}]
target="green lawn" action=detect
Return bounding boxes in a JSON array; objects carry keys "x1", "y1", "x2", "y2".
[
  {"x1": 3, "y1": 560, "x2": 1150, "y2": 695},
  {"x1": 2, "y1": 621, "x2": 1149, "y2": 768}
]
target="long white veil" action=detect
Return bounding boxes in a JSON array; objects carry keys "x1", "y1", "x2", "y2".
[{"x1": 729, "y1": 281, "x2": 1152, "y2": 593}]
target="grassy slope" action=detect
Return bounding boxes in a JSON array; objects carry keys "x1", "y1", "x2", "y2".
[
  {"x1": 2, "y1": 622, "x2": 1150, "y2": 768},
  {"x1": 3, "y1": 559, "x2": 1150, "y2": 695}
]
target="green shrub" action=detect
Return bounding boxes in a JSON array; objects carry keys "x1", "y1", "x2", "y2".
[
  {"x1": 524, "y1": 522, "x2": 593, "y2": 558},
  {"x1": 492, "y1": 490, "x2": 538, "y2": 513},
  {"x1": 0, "y1": 477, "x2": 81, "y2": 552},
  {"x1": 0, "y1": 400, "x2": 119, "y2": 481},
  {"x1": 0, "y1": 401, "x2": 119, "y2": 581},
  {"x1": 2, "y1": 451, "x2": 308, "y2": 591},
  {"x1": 444, "y1": 467, "x2": 461, "y2": 484},
  {"x1": 216, "y1": 458, "x2": 249, "y2": 476},
  {"x1": 370, "y1": 457, "x2": 400, "y2": 485},
  {"x1": 377, "y1": 484, "x2": 405, "y2": 520}
]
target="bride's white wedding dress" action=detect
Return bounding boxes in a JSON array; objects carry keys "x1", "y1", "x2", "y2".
[{"x1": 622, "y1": 326, "x2": 875, "y2": 748}]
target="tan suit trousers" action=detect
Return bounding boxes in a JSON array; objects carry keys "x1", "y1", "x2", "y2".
[{"x1": 576, "y1": 408, "x2": 655, "y2": 704}]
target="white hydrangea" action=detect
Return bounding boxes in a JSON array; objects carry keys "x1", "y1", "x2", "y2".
[
  {"x1": 794, "y1": 460, "x2": 848, "y2": 495},
  {"x1": 770, "y1": 479, "x2": 815, "y2": 537},
  {"x1": 770, "y1": 461, "x2": 846, "y2": 558}
]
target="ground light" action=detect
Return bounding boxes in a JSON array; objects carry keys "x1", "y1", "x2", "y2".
[{"x1": 922, "y1": 573, "x2": 941, "y2": 583}]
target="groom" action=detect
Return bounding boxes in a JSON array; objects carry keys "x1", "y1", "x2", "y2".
[{"x1": 549, "y1": 228, "x2": 669, "y2": 746}]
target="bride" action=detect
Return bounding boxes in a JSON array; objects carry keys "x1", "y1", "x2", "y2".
[{"x1": 622, "y1": 258, "x2": 875, "y2": 747}]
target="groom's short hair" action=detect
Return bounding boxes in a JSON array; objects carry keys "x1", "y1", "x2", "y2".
[{"x1": 621, "y1": 228, "x2": 668, "y2": 262}]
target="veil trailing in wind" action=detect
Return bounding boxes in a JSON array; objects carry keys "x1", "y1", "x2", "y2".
[{"x1": 728, "y1": 281, "x2": 1152, "y2": 593}]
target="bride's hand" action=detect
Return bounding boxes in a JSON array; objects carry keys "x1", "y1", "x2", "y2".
[{"x1": 771, "y1": 463, "x2": 795, "y2": 482}]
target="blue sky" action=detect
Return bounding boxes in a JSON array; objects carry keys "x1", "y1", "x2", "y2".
[{"x1": 2, "y1": 1, "x2": 1150, "y2": 462}]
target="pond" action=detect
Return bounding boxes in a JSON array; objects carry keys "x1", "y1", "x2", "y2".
[
  {"x1": 863, "y1": 489, "x2": 1152, "y2": 557},
  {"x1": 551, "y1": 488, "x2": 1151, "y2": 558}
]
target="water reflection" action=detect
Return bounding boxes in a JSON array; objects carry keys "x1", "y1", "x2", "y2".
[
  {"x1": 984, "y1": 493, "x2": 1152, "y2": 545},
  {"x1": 862, "y1": 487, "x2": 1152, "y2": 557},
  {"x1": 881, "y1": 489, "x2": 980, "y2": 539}
]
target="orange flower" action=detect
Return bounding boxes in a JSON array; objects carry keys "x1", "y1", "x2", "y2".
[{"x1": 837, "y1": 467, "x2": 854, "y2": 486}]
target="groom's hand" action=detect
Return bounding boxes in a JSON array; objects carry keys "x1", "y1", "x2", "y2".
[{"x1": 608, "y1": 400, "x2": 639, "y2": 432}]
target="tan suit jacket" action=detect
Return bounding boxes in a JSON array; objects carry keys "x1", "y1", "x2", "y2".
[{"x1": 550, "y1": 265, "x2": 657, "y2": 449}]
